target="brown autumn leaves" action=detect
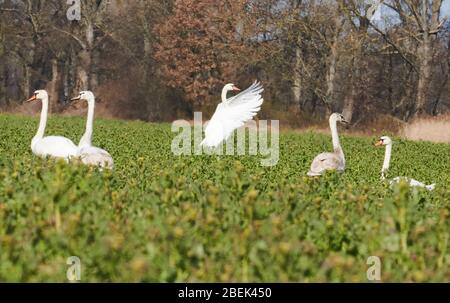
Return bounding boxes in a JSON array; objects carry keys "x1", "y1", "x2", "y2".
[
  {"x1": 0, "y1": 0, "x2": 448, "y2": 125},
  {"x1": 153, "y1": 0, "x2": 449, "y2": 122},
  {"x1": 153, "y1": 0, "x2": 259, "y2": 105}
]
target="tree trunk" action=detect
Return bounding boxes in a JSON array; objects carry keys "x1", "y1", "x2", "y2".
[
  {"x1": 342, "y1": 89, "x2": 355, "y2": 123},
  {"x1": 342, "y1": 61, "x2": 355, "y2": 123},
  {"x1": 90, "y1": 48, "x2": 99, "y2": 91},
  {"x1": 46, "y1": 59, "x2": 60, "y2": 113},
  {"x1": 76, "y1": 49, "x2": 90, "y2": 91},
  {"x1": 6, "y1": 63, "x2": 20, "y2": 103},
  {"x1": 292, "y1": 47, "x2": 302, "y2": 111},
  {"x1": 68, "y1": 48, "x2": 78, "y2": 98},
  {"x1": 342, "y1": 12, "x2": 369, "y2": 123},
  {"x1": 62, "y1": 57, "x2": 70, "y2": 103},
  {"x1": 414, "y1": 0, "x2": 442, "y2": 117},
  {"x1": 326, "y1": 39, "x2": 338, "y2": 110},
  {"x1": 416, "y1": 35, "x2": 432, "y2": 116},
  {"x1": 76, "y1": 21, "x2": 94, "y2": 91},
  {"x1": 0, "y1": 60, "x2": 5, "y2": 107},
  {"x1": 22, "y1": 63, "x2": 31, "y2": 100},
  {"x1": 325, "y1": 10, "x2": 343, "y2": 114},
  {"x1": 343, "y1": 44, "x2": 363, "y2": 123},
  {"x1": 141, "y1": 3, "x2": 160, "y2": 121}
]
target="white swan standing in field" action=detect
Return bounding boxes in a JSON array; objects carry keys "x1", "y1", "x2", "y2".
[
  {"x1": 71, "y1": 91, "x2": 114, "y2": 170},
  {"x1": 375, "y1": 136, "x2": 435, "y2": 190},
  {"x1": 26, "y1": 90, "x2": 78, "y2": 160},
  {"x1": 200, "y1": 81, "x2": 264, "y2": 148},
  {"x1": 307, "y1": 113, "x2": 348, "y2": 176}
]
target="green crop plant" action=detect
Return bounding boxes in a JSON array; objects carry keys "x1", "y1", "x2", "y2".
[{"x1": 0, "y1": 114, "x2": 449, "y2": 282}]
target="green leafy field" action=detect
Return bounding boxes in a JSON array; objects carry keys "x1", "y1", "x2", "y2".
[{"x1": 0, "y1": 114, "x2": 449, "y2": 282}]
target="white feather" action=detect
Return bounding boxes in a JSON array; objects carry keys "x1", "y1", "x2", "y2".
[
  {"x1": 201, "y1": 81, "x2": 264, "y2": 148},
  {"x1": 390, "y1": 177, "x2": 435, "y2": 191},
  {"x1": 32, "y1": 136, "x2": 78, "y2": 160},
  {"x1": 79, "y1": 146, "x2": 114, "y2": 170}
]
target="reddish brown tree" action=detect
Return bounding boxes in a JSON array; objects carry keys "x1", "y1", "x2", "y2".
[{"x1": 154, "y1": 0, "x2": 255, "y2": 105}]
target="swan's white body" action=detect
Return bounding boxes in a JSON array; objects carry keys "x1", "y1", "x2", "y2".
[
  {"x1": 390, "y1": 177, "x2": 435, "y2": 191},
  {"x1": 307, "y1": 113, "x2": 348, "y2": 176},
  {"x1": 28, "y1": 90, "x2": 78, "y2": 160},
  {"x1": 376, "y1": 136, "x2": 435, "y2": 191},
  {"x1": 201, "y1": 81, "x2": 264, "y2": 148},
  {"x1": 78, "y1": 146, "x2": 114, "y2": 169},
  {"x1": 73, "y1": 91, "x2": 114, "y2": 170}
]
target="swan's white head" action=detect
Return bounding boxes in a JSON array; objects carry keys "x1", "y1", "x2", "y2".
[
  {"x1": 26, "y1": 90, "x2": 48, "y2": 103},
  {"x1": 330, "y1": 113, "x2": 349, "y2": 124},
  {"x1": 71, "y1": 91, "x2": 95, "y2": 104},
  {"x1": 221, "y1": 83, "x2": 241, "y2": 102},
  {"x1": 375, "y1": 136, "x2": 392, "y2": 146},
  {"x1": 223, "y1": 83, "x2": 241, "y2": 93}
]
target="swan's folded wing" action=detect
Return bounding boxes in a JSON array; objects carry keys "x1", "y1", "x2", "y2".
[
  {"x1": 34, "y1": 136, "x2": 79, "y2": 159},
  {"x1": 201, "y1": 81, "x2": 264, "y2": 148},
  {"x1": 308, "y1": 152, "x2": 343, "y2": 176},
  {"x1": 79, "y1": 146, "x2": 114, "y2": 169},
  {"x1": 80, "y1": 146, "x2": 112, "y2": 157}
]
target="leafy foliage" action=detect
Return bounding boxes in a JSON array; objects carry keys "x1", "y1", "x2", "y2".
[
  {"x1": 153, "y1": 0, "x2": 255, "y2": 105},
  {"x1": 0, "y1": 114, "x2": 449, "y2": 282}
]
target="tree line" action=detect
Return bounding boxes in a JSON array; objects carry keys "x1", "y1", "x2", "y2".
[{"x1": 0, "y1": 0, "x2": 449, "y2": 125}]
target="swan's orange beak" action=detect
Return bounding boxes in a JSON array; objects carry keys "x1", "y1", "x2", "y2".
[
  {"x1": 26, "y1": 94, "x2": 37, "y2": 103},
  {"x1": 232, "y1": 85, "x2": 241, "y2": 92},
  {"x1": 375, "y1": 140, "x2": 383, "y2": 147}
]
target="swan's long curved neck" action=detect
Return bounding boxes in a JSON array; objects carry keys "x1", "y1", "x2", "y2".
[
  {"x1": 221, "y1": 87, "x2": 230, "y2": 103},
  {"x1": 382, "y1": 143, "x2": 392, "y2": 179},
  {"x1": 34, "y1": 96, "x2": 49, "y2": 141},
  {"x1": 79, "y1": 97, "x2": 95, "y2": 148},
  {"x1": 330, "y1": 118, "x2": 344, "y2": 163}
]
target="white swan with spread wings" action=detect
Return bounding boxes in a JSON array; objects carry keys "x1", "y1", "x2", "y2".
[{"x1": 201, "y1": 81, "x2": 264, "y2": 148}]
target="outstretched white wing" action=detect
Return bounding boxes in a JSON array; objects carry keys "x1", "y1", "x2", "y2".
[{"x1": 201, "y1": 81, "x2": 264, "y2": 148}]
